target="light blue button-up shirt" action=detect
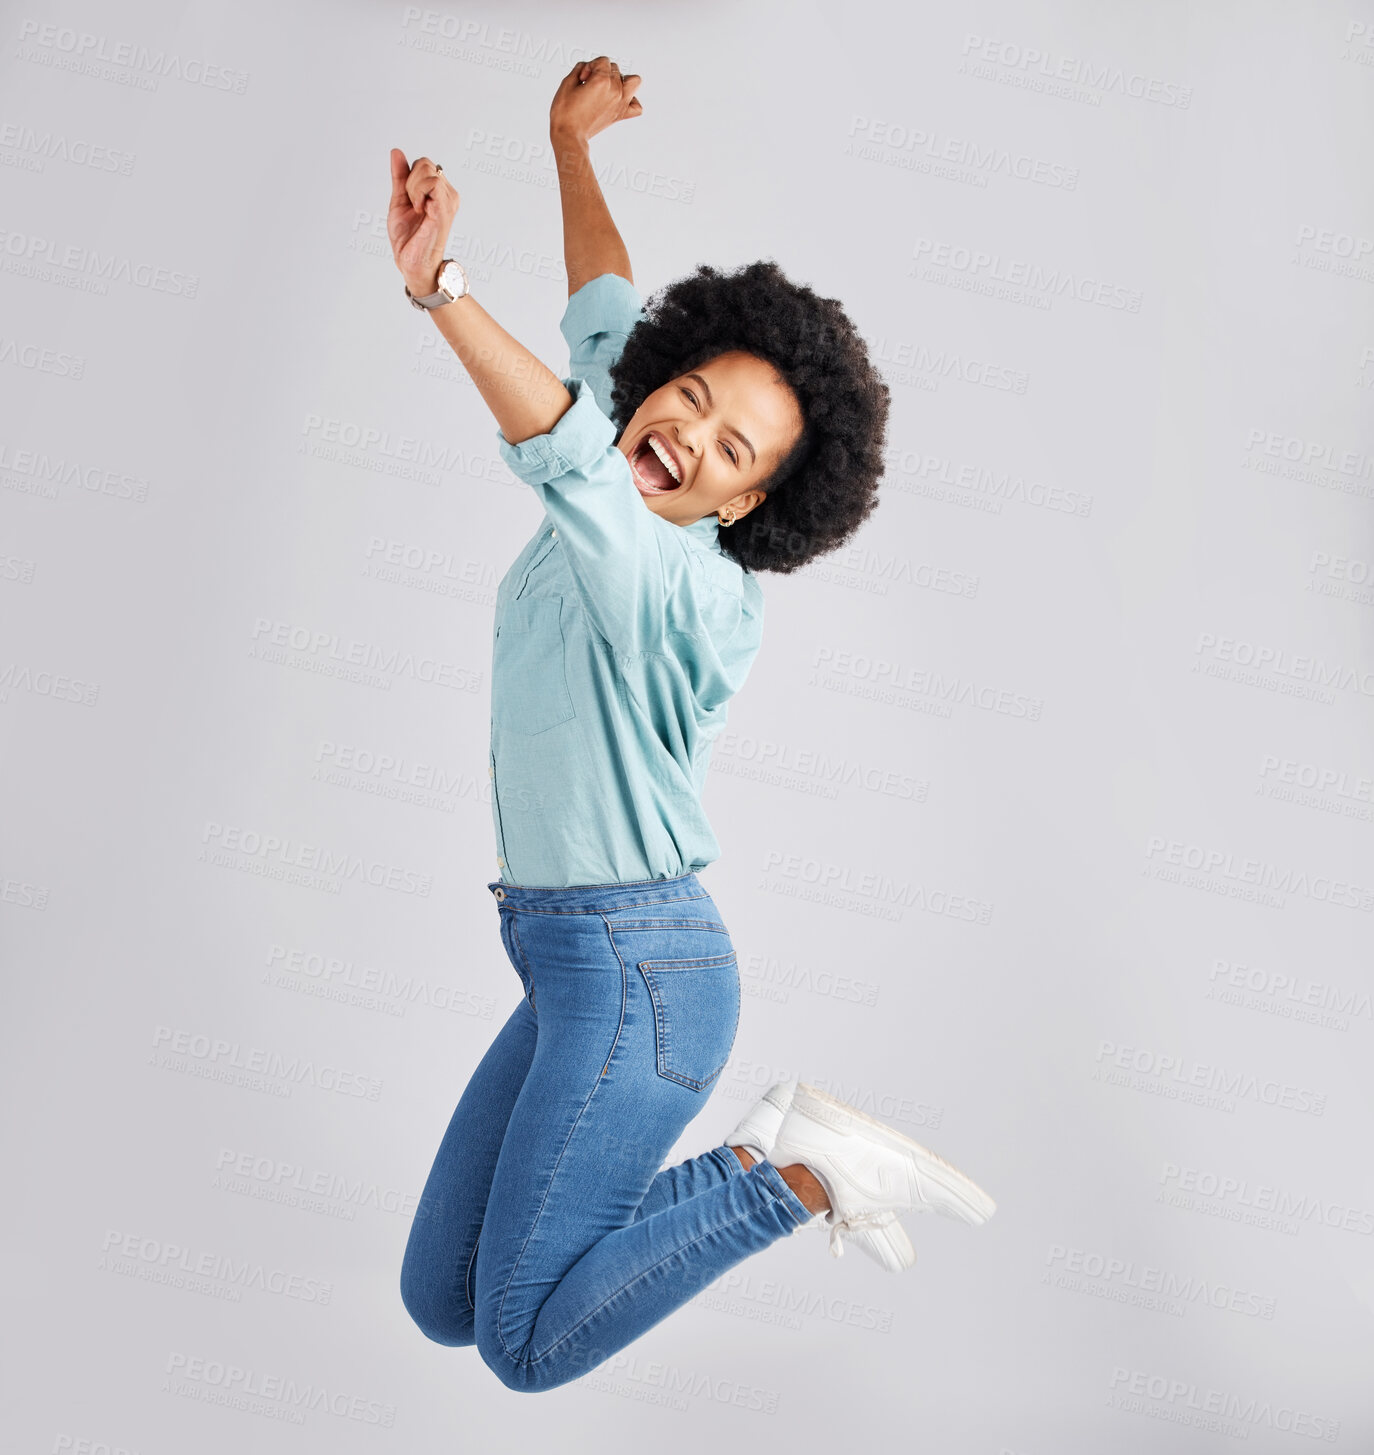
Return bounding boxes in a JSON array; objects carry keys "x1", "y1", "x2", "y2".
[{"x1": 489, "y1": 273, "x2": 765, "y2": 887}]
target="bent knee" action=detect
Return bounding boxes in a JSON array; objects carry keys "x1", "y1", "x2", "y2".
[
  {"x1": 474, "y1": 1321, "x2": 545, "y2": 1391},
  {"x1": 474, "y1": 1323, "x2": 605, "y2": 1393},
  {"x1": 400, "y1": 1276, "x2": 476, "y2": 1348}
]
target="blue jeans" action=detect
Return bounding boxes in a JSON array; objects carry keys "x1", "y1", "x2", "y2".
[{"x1": 399, "y1": 872, "x2": 813, "y2": 1392}]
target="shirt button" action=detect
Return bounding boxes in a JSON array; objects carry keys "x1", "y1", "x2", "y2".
[
  {"x1": 551, "y1": 528, "x2": 558, "y2": 538},
  {"x1": 488, "y1": 764, "x2": 494, "y2": 779}
]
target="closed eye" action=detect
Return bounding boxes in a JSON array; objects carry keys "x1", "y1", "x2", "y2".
[{"x1": 679, "y1": 386, "x2": 739, "y2": 465}]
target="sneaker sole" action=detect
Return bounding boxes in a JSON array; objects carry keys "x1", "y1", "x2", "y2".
[{"x1": 796, "y1": 1081, "x2": 996, "y2": 1224}]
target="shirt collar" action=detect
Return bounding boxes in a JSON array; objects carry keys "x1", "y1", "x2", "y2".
[{"x1": 683, "y1": 513, "x2": 720, "y2": 551}]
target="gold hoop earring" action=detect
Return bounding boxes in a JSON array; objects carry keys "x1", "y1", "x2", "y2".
[{"x1": 718, "y1": 510, "x2": 736, "y2": 526}]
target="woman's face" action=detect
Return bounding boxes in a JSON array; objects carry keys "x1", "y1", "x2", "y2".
[{"x1": 616, "y1": 351, "x2": 804, "y2": 529}]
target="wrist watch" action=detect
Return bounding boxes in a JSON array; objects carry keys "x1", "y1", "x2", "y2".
[{"x1": 405, "y1": 258, "x2": 470, "y2": 310}]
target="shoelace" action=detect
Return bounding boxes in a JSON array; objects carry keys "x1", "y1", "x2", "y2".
[{"x1": 825, "y1": 1208, "x2": 899, "y2": 1258}]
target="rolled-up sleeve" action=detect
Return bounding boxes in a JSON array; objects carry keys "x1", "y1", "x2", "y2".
[
  {"x1": 559, "y1": 272, "x2": 646, "y2": 422},
  {"x1": 496, "y1": 374, "x2": 617, "y2": 485},
  {"x1": 497, "y1": 375, "x2": 674, "y2": 659}
]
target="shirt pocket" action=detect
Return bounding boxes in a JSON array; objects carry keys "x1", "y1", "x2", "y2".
[{"x1": 493, "y1": 594, "x2": 576, "y2": 735}]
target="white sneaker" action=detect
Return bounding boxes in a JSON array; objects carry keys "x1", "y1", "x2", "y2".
[
  {"x1": 768, "y1": 1081, "x2": 996, "y2": 1261},
  {"x1": 725, "y1": 1078, "x2": 798, "y2": 1164},
  {"x1": 726, "y1": 1079, "x2": 920, "y2": 1272}
]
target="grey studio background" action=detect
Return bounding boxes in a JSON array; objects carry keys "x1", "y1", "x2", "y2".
[{"x1": 2, "y1": 0, "x2": 1372, "y2": 1449}]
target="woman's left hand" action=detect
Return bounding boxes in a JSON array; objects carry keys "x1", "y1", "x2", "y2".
[{"x1": 387, "y1": 148, "x2": 459, "y2": 294}]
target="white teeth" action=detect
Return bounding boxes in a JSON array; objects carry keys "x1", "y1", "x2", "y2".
[{"x1": 647, "y1": 433, "x2": 681, "y2": 484}]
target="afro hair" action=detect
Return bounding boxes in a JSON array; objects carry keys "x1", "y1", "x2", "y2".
[{"x1": 606, "y1": 259, "x2": 891, "y2": 574}]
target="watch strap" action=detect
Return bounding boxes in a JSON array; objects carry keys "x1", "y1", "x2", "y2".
[{"x1": 406, "y1": 259, "x2": 469, "y2": 310}]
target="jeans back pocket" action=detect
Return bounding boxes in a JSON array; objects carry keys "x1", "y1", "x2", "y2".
[{"x1": 636, "y1": 950, "x2": 740, "y2": 1092}]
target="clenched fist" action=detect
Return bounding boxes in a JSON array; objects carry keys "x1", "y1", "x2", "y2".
[
  {"x1": 549, "y1": 55, "x2": 643, "y2": 144},
  {"x1": 388, "y1": 148, "x2": 459, "y2": 296}
]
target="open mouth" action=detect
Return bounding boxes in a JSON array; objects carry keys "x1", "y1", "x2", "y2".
[{"x1": 629, "y1": 431, "x2": 683, "y2": 495}]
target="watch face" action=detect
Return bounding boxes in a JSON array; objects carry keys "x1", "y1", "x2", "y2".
[{"x1": 438, "y1": 260, "x2": 466, "y2": 299}]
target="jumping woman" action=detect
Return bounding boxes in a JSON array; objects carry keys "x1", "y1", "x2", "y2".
[{"x1": 392, "y1": 56, "x2": 995, "y2": 1393}]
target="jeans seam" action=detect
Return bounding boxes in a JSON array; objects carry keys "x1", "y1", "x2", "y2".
[
  {"x1": 507, "y1": 912, "x2": 536, "y2": 995},
  {"x1": 493, "y1": 917, "x2": 628, "y2": 1363},
  {"x1": 494, "y1": 1090, "x2": 600, "y2": 1362},
  {"x1": 602, "y1": 919, "x2": 730, "y2": 932},
  {"x1": 464, "y1": 1234, "x2": 480, "y2": 1313},
  {"x1": 599, "y1": 914, "x2": 629, "y2": 1079}
]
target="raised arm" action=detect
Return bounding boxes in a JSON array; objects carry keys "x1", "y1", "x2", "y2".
[
  {"x1": 548, "y1": 56, "x2": 643, "y2": 297},
  {"x1": 387, "y1": 148, "x2": 571, "y2": 446}
]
